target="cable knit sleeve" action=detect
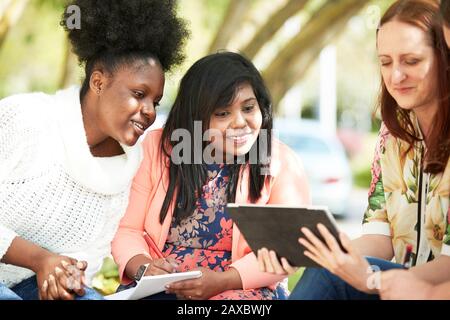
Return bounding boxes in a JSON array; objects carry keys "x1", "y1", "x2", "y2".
[{"x1": 0, "y1": 96, "x2": 29, "y2": 260}]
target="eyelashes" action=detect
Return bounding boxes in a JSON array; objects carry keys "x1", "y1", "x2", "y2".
[{"x1": 214, "y1": 105, "x2": 256, "y2": 118}]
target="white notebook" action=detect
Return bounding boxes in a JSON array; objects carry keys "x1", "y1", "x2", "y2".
[{"x1": 105, "y1": 271, "x2": 202, "y2": 300}]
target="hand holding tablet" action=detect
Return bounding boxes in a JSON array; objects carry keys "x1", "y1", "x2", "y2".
[{"x1": 227, "y1": 204, "x2": 345, "y2": 268}]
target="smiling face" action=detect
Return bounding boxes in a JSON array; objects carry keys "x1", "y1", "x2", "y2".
[
  {"x1": 377, "y1": 20, "x2": 439, "y2": 113},
  {"x1": 208, "y1": 83, "x2": 263, "y2": 158},
  {"x1": 94, "y1": 58, "x2": 165, "y2": 146}
]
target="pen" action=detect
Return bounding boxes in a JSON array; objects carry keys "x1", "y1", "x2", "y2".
[
  {"x1": 143, "y1": 232, "x2": 165, "y2": 259},
  {"x1": 403, "y1": 244, "x2": 413, "y2": 269}
]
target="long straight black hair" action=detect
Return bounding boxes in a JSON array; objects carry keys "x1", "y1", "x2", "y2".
[{"x1": 159, "y1": 52, "x2": 273, "y2": 224}]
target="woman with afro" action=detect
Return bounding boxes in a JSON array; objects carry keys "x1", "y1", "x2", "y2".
[{"x1": 0, "y1": 0, "x2": 188, "y2": 300}]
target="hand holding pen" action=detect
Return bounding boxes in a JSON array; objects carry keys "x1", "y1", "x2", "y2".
[{"x1": 143, "y1": 233, "x2": 179, "y2": 276}]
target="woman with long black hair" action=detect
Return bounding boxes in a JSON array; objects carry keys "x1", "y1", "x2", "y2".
[{"x1": 112, "y1": 51, "x2": 311, "y2": 300}]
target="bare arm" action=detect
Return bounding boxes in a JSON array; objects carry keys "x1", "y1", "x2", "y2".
[
  {"x1": 351, "y1": 234, "x2": 394, "y2": 261},
  {"x1": 2, "y1": 237, "x2": 86, "y2": 300},
  {"x1": 410, "y1": 255, "x2": 450, "y2": 285},
  {"x1": 2, "y1": 236, "x2": 54, "y2": 272}
]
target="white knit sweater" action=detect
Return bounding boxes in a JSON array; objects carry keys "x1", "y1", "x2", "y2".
[{"x1": 0, "y1": 87, "x2": 142, "y2": 288}]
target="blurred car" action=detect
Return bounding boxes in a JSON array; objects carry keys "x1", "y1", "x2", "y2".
[{"x1": 274, "y1": 118, "x2": 352, "y2": 217}]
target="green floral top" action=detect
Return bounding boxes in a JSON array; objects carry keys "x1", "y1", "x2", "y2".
[{"x1": 362, "y1": 114, "x2": 450, "y2": 266}]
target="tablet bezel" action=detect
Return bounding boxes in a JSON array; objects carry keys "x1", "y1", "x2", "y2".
[{"x1": 227, "y1": 203, "x2": 344, "y2": 267}]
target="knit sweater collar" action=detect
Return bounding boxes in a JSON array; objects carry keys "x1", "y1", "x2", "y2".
[{"x1": 54, "y1": 86, "x2": 142, "y2": 195}]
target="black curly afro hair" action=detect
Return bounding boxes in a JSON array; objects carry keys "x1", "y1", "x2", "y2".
[{"x1": 61, "y1": 0, "x2": 189, "y2": 98}]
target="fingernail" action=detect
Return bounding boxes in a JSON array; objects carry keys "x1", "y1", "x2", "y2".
[
  {"x1": 76, "y1": 261, "x2": 84, "y2": 269},
  {"x1": 42, "y1": 280, "x2": 48, "y2": 290},
  {"x1": 61, "y1": 260, "x2": 69, "y2": 268},
  {"x1": 55, "y1": 267, "x2": 63, "y2": 274},
  {"x1": 49, "y1": 274, "x2": 55, "y2": 282},
  {"x1": 165, "y1": 285, "x2": 170, "y2": 289}
]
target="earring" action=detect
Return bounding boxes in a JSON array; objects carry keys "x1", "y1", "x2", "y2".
[{"x1": 96, "y1": 89, "x2": 101, "y2": 95}]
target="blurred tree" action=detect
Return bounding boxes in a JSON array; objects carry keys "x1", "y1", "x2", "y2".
[
  {"x1": 263, "y1": 0, "x2": 371, "y2": 107},
  {"x1": 1, "y1": 0, "x2": 380, "y2": 105},
  {"x1": 241, "y1": 0, "x2": 308, "y2": 59},
  {"x1": 0, "y1": 0, "x2": 30, "y2": 49},
  {"x1": 208, "y1": 0, "x2": 253, "y2": 53},
  {"x1": 207, "y1": 0, "x2": 372, "y2": 111},
  {"x1": 34, "y1": 0, "x2": 73, "y2": 88}
]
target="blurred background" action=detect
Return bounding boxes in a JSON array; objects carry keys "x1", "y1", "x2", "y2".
[{"x1": 0, "y1": 0, "x2": 396, "y2": 294}]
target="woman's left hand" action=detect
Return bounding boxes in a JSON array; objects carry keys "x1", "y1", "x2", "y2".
[
  {"x1": 165, "y1": 268, "x2": 229, "y2": 300},
  {"x1": 299, "y1": 223, "x2": 374, "y2": 293}
]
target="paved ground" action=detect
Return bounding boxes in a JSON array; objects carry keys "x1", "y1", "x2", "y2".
[{"x1": 335, "y1": 188, "x2": 368, "y2": 239}]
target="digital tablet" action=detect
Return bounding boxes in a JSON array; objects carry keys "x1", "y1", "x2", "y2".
[{"x1": 227, "y1": 204, "x2": 344, "y2": 267}]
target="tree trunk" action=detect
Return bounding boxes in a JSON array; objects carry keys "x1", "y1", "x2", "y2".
[
  {"x1": 241, "y1": 0, "x2": 308, "y2": 60},
  {"x1": 263, "y1": 0, "x2": 371, "y2": 110},
  {"x1": 0, "y1": 0, "x2": 29, "y2": 49},
  {"x1": 207, "y1": 0, "x2": 253, "y2": 53}
]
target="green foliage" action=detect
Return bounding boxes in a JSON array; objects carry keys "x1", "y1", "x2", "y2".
[
  {"x1": 353, "y1": 166, "x2": 372, "y2": 189},
  {"x1": 0, "y1": 1, "x2": 68, "y2": 98},
  {"x1": 34, "y1": 0, "x2": 68, "y2": 10},
  {"x1": 350, "y1": 131, "x2": 378, "y2": 190}
]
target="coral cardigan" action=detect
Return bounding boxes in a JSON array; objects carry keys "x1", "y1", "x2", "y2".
[{"x1": 112, "y1": 128, "x2": 310, "y2": 289}]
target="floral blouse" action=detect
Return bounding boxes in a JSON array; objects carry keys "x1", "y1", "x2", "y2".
[
  {"x1": 363, "y1": 113, "x2": 450, "y2": 266},
  {"x1": 163, "y1": 164, "x2": 233, "y2": 272},
  {"x1": 162, "y1": 163, "x2": 287, "y2": 300}
]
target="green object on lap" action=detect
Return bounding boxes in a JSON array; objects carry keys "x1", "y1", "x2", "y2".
[{"x1": 288, "y1": 267, "x2": 305, "y2": 292}]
